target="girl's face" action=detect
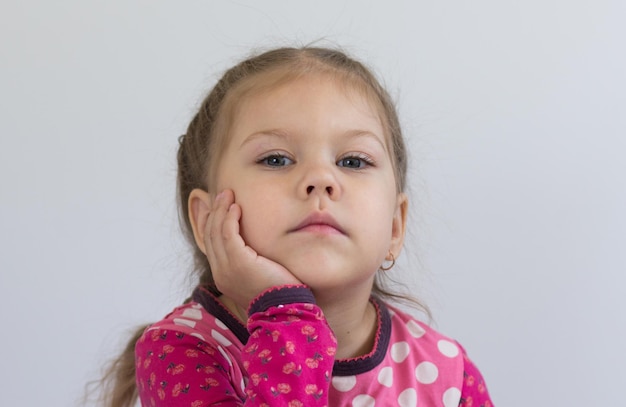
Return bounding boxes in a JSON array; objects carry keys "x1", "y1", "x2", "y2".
[{"x1": 214, "y1": 74, "x2": 407, "y2": 297}]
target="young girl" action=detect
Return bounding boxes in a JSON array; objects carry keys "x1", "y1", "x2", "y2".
[{"x1": 102, "y1": 46, "x2": 493, "y2": 407}]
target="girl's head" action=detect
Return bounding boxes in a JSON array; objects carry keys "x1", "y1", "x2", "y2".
[
  {"x1": 92, "y1": 46, "x2": 418, "y2": 407},
  {"x1": 178, "y1": 46, "x2": 410, "y2": 299}
]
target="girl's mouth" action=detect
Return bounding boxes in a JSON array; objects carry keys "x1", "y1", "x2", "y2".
[{"x1": 290, "y1": 212, "x2": 346, "y2": 235}]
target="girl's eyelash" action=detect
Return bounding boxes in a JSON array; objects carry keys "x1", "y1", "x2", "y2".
[
  {"x1": 255, "y1": 152, "x2": 375, "y2": 169},
  {"x1": 337, "y1": 153, "x2": 376, "y2": 169},
  {"x1": 256, "y1": 152, "x2": 294, "y2": 167}
]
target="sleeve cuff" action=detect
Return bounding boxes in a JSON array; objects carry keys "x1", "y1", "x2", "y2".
[{"x1": 248, "y1": 285, "x2": 315, "y2": 315}]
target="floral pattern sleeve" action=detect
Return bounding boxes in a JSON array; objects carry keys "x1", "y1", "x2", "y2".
[
  {"x1": 136, "y1": 328, "x2": 245, "y2": 406},
  {"x1": 459, "y1": 347, "x2": 494, "y2": 407},
  {"x1": 135, "y1": 285, "x2": 337, "y2": 406},
  {"x1": 242, "y1": 286, "x2": 337, "y2": 406}
]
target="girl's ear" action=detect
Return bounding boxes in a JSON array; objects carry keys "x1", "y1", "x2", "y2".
[
  {"x1": 188, "y1": 189, "x2": 213, "y2": 254},
  {"x1": 389, "y1": 193, "x2": 409, "y2": 258}
]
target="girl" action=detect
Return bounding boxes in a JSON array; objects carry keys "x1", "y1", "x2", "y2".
[{"x1": 101, "y1": 46, "x2": 493, "y2": 407}]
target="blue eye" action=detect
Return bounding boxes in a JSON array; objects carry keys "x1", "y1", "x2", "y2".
[
  {"x1": 259, "y1": 154, "x2": 293, "y2": 167},
  {"x1": 337, "y1": 155, "x2": 372, "y2": 169}
]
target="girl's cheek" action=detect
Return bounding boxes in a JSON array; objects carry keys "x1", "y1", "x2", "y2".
[{"x1": 238, "y1": 208, "x2": 274, "y2": 255}]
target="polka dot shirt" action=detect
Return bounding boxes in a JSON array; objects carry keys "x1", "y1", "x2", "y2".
[{"x1": 135, "y1": 285, "x2": 493, "y2": 406}]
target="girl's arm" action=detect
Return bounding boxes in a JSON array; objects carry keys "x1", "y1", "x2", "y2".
[
  {"x1": 459, "y1": 348, "x2": 494, "y2": 406},
  {"x1": 136, "y1": 327, "x2": 244, "y2": 406},
  {"x1": 243, "y1": 286, "x2": 337, "y2": 406},
  {"x1": 135, "y1": 286, "x2": 336, "y2": 407}
]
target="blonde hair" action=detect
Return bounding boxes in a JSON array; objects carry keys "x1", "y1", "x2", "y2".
[{"x1": 93, "y1": 46, "x2": 426, "y2": 407}]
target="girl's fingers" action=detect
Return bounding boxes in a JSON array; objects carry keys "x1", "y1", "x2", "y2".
[
  {"x1": 222, "y1": 202, "x2": 242, "y2": 250},
  {"x1": 222, "y1": 202, "x2": 254, "y2": 272},
  {"x1": 205, "y1": 190, "x2": 233, "y2": 270},
  {"x1": 205, "y1": 190, "x2": 249, "y2": 279}
]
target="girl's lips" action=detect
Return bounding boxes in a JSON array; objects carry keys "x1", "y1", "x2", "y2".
[{"x1": 290, "y1": 213, "x2": 346, "y2": 235}]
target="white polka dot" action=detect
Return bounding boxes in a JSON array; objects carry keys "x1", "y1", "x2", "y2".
[
  {"x1": 390, "y1": 341, "x2": 410, "y2": 363},
  {"x1": 398, "y1": 388, "x2": 417, "y2": 407},
  {"x1": 182, "y1": 308, "x2": 203, "y2": 320},
  {"x1": 437, "y1": 340, "x2": 459, "y2": 358},
  {"x1": 217, "y1": 346, "x2": 232, "y2": 366},
  {"x1": 331, "y1": 375, "x2": 357, "y2": 392},
  {"x1": 173, "y1": 318, "x2": 196, "y2": 328},
  {"x1": 352, "y1": 394, "x2": 376, "y2": 407},
  {"x1": 214, "y1": 318, "x2": 228, "y2": 330},
  {"x1": 406, "y1": 320, "x2": 426, "y2": 338},
  {"x1": 415, "y1": 361, "x2": 438, "y2": 384},
  {"x1": 211, "y1": 329, "x2": 232, "y2": 346},
  {"x1": 443, "y1": 387, "x2": 461, "y2": 407},
  {"x1": 377, "y1": 366, "x2": 393, "y2": 387},
  {"x1": 190, "y1": 332, "x2": 206, "y2": 341}
]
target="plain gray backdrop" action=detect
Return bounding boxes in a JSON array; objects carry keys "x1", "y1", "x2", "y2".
[{"x1": 1, "y1": 1, "x2": 625, "y2": 405}]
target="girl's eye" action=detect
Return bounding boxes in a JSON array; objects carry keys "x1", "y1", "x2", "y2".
[
  {"x1": 258, "y1": 154, "x2": 293, "y2": 167},
  {"x1": 337, "y1": 155, "x2": 372, "y2": 169}
]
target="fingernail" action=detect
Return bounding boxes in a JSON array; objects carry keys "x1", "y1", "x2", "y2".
[{"x1": 215, "y1": 191, "x2": 224, "y2": 202}]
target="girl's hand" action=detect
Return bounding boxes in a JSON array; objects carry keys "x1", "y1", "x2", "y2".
[{"x1": 203, "y1": 189, "x2": 302, "y2": 309}]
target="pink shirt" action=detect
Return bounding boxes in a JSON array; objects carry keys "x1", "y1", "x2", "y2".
[{"x1": 135, "y1": 285, "x2": 493, "y2": 406}]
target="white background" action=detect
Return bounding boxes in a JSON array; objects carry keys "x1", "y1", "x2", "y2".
[{"x1": 1, "y1": 1, "x2": 625, "y2": 406}]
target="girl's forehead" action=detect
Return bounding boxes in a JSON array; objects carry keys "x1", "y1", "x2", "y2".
[
  {"x1": 230, "y1": 76, "x2": 385, "y2": 143},
  {"x1": 233, "y1": 73, "x2": 386, "y2": 127}
]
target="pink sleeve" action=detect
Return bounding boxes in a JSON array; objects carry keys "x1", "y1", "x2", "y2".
[
  {"x1": 135, "y1": 327, "x2": 244, "y2": 406},
  {"x1": 242, "y1": 285, "x2": 337, "y2": 406},
  {"x1": 135, "y1": 286, "x2": 337, "y2": 407},
  {"x1": 459, "y1": 349, "x2": 494, "y2": 407}
]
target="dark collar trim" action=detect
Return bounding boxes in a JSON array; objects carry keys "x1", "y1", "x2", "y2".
[
  {"x1": 192, "y1": 286, "x2": 392, "y2": 375},
  {"x1": 332, "y1": 297, "x2": 391, "y2": 376},
  {"x1": 192, "y1": 286, "x2": 250, "y2": 345}
]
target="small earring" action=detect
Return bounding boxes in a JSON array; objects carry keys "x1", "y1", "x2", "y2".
[{"x1": 380, "y1": 251, "x2": 395, "y2": 271}]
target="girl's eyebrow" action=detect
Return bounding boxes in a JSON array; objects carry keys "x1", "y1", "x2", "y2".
[
  {"x1": 239, "y1": 130, "x2": 290, "y2": 148},
  {"x1": 240, "y1": 129, "x2": 387, "y2": 151},
  {"x1": 346, "y1": 130, "x2": 388, "y2": 152}
]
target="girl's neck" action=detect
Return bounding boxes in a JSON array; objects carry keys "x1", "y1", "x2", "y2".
[{"x1": 317, "y1": 293, "x2": 378, "y2": 359}]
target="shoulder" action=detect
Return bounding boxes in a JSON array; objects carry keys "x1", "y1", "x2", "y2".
[
  {"x1": 386, "y1": 304, "x2": 465, "y2": 394},
  {"x1": 134, "y1": 302, "x2": 249, "y2": 404},
  {"x1": 386, "y1": 305, "x2": 494, "y2": 405},
  {"x1": 386, "y1": 304, "x2": 461, "y2": 356},
  {"x1": 135, "y1": 301, "x2": 243, "y2": 368}
]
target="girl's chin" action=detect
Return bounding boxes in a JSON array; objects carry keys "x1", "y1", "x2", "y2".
[{"x1": 290, "y1": 264, "x2": 377, "y2": 289}]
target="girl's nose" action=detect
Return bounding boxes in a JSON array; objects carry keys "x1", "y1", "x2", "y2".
[
  {"x1": 299, "y1": 163, "x2": 341, "y2": 200},
  {"x1": 306, "y1": 185, "x2": 333, "y2": 195}
]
